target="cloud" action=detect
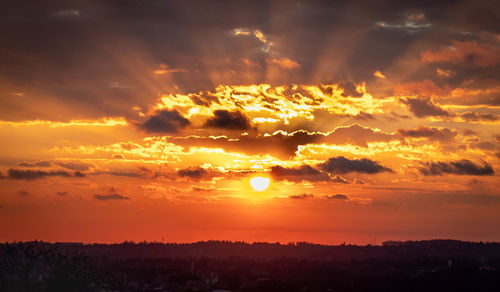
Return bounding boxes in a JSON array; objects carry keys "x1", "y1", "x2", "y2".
[
  {"x1": 437, "y1": 85, "x2": 500, "y2": 107},
  {"x1": 421, "y1": 41, "x2": 500, "y2": 67},
  {"x1": 93, "y1": 193, "x2": 131, "y2": 201},
  {"x1": 327, "y1": 194, "x2": 349, "y2": 200},
  {"x1": 338, "y1": 80, "x2": 364, "y2": 97},
  {"x1": 137, "y1": 110, "x2": 190, "y2": 133},
  {"x1": 331, "y1": 175, "x2": 350, "y2": 184},
  {"x1": 7, "y1": 169, "x2": 74, "y2": 180},
  {"x1": 460, "y1": 112, "x2": 499, "y2": 122},
  {"x1": 169, "y1": 124, "x2": 395, "y2": 158},
  {"x1": 400, "y1": 97, "x2": 451, "y2": 118},
  {"x1": 463, "y1": 129, "x2": 478, "y2": 136},
  {"x1": 154, "y1": 64, "x2": 188, "y2": 74},
  {"x1": 318, "y1": 156, "x2": 392, "y2": 174},
  {"x1": 373, "y1": 71, "x2": 386, "y2": 79},
  {"x1": 231, "y1": 28, "x2": 272, "y2": 53},
  {"x1": 204, "y1": 110, "x2": 251, "y2": 130},
  {"x1": 351, "y1": 112, "x2": 375, "y2": 120},
  {"x1": 396, "y1": 126, "x2": 457, "y2": 143},
  {"x1": 436, "y1": 68, "x2": 454, "y2": 78},
  {"x1": 375, "y1": 12, "x2": 431, "y2": 32},
  {"x1": 177, "y1": 167, "x2": 209, "y2": 179},
  {"x1": 289, "y1": 193, "x2": 314, "y2": 200},
  {"x1": 17, "y1": 161, "x2": 51, "y2": 167},
  {"x1": 54, "y1": 161, "x2": 93, "y2": 171},
  {"x1": 395, "y1": 80, "x2": 450, "y2": 97},
  {"x1": 74, "y1": 171, "x2": 86, "y2": 177},
  {"x1": 91, "y1": 167, "x2": 161, "y2": 179},
  {"x1": 270, "y1": 165, "x2": 330, "y2": 182},
  {"x1": 169, "y1": 129, "x2": 321, "y2": 159},
  {"x1": 2, "y1": 1, "x2": 498, "y2": 122},
  {"x1": 323, "y1": 124, "x2": 394, "y2": 147},
  {"x1": 190, "y1": 185, "x2": 214, "y2": 192},
  {"x1": 56, "y1": 191, "x2": 68, "y2": 196},
  {"x1": 18, "y1": 190, "x2": 29, "y2": 196},
  {"x1": 266, "y1": 58, "x2": 300, "y2": 69},
  {"x1": 419, "y1": 160, "x2": 494, "y2": 176},
  {"x1": 100, "y1": 171, "x2": 143, "y2": 178}
]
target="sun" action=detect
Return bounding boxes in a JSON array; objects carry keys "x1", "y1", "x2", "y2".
[{"x1": 249, "y1": 176, "x2": 270, "y2": 191}]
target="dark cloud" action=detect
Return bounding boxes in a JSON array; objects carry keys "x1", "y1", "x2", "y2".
[
  {"x1": 177, "y1": 167, "x2": 209, "y2": 179},
  {"x1": 7, "y1": 169, "x2": 75, "y2": 180},
  {"x1": 93, "y1": 193, "x2": 130, "y2": 201},
  {"x1": 400, "y1": 97, "x2": 452, "y2": 118},
  {"x1": 419, "y1": 160, "x2": 494, "y2": 176},
  {"x1": 74, "y1": 171, "x2": 86, "y2": 177},
  {"x1": 463, "y1": 129, "x2": 477, "y2": 136},
  {"x1": 16, "y1": 160, "x2": 93, "y2": 171},
  {"x1": 0, "y1": 0, "x2": 499, "y2": 122},
  {"x1": 204, "y1": 110, "x2": 251, "y2": 130},
  {"x1": 289, "y1": 193, "x2": 314, "y2": 200},
  {"x1": 17, "y1": 161, "x2": 51, "y2": 167},
  {"x1": 137, "y1": 110, "x2": 190, "y2": 133},
  {"x1": 331, "y1": 175, "x2": 350, "y2": 184},
  {"x1": 338, "y1": 80, "x2": 363, "y2": 97},
  {"x1": 397, "y1": 126, "x2": 457, "y2": 143},
  {"x1": 190, "y1": 186, "x2": 214, "y2": 192},
  {"x1": 170, "y1": 124, "x2": 395, "y2": 159},
  {"x1": 352, "y1": 112, "x2": 375, "y2": 120},
  {"x1": 56, "y1": 191, "x2": 68, "y2": 196},
  {"x1": 270, "y1": 165, "x2": 330, "y2": 182},
  {"x1": 18, "y1": 190, "x2": 30, "y2": 196},
  {"x1": 467, "y1": 140, "x2": 498, "y2": 152},
  {"x1": 327, "y1": 194, "x2": 349, "y2": 200},
  {"x1": 460, "y1": 112, "x2": 499, "y2": 122},
  {"x1": 170, "y1": 130, "x2": 321, "y2": 159},
  {"x1": 270, "y1": 166, "x2": 358, "y2": 184},
  {"x1": 92, "y1": 167, "x2": 162, "y2": 179},
  {"x1": 106, "y1": 171, "x2": 145, "y2": 178},
  {"x1": 318, "y1": 156, "x2": 392, "y2": 174},
  {"x1": 54, "y1": 161, "x2": 93, "y2": 171}
]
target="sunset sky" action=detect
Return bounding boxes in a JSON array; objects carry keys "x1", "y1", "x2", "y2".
[{"x1": 1, "y1": 0, "x2": 499, "y2": 244}]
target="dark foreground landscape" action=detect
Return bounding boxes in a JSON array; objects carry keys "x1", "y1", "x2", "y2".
[{"x1": 1, "y1": 240, "x2": 500, "y2": 292}]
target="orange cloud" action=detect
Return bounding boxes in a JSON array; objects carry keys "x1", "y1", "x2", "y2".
[
  {"x1": 154, "y1": 63, "x2": 187, "y2": 74},
  {"x1": 266, "y1": 57, "x2": 301, "y2": 69},
  {"x1": 395, "y1": 80, "x2": 451, "y2": 97},
  {"x1": 421, "y1": 41, "x2": 500, "y2": 67},
  {"x1": 373, "y1": 70, "x2": 386, "y2": 79},
  {"x1": 0, "y1": 118, "x2": 128, "y2": 128},
  {"x1": 436, "y1": 68, "x2": 454, "y2": 78}
]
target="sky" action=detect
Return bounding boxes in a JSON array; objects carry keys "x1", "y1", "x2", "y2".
[{"x1": 0, "y1": 0, "x2": 499, "y2": 244}]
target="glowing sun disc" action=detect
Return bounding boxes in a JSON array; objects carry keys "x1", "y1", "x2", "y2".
[{"x1": 250, "y1": 176, "x2": 270, "y2": 191}]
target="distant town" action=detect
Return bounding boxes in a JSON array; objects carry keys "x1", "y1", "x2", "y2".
[{"x1": 2, "y1": 240, "x2": 500, "y2": 291}]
